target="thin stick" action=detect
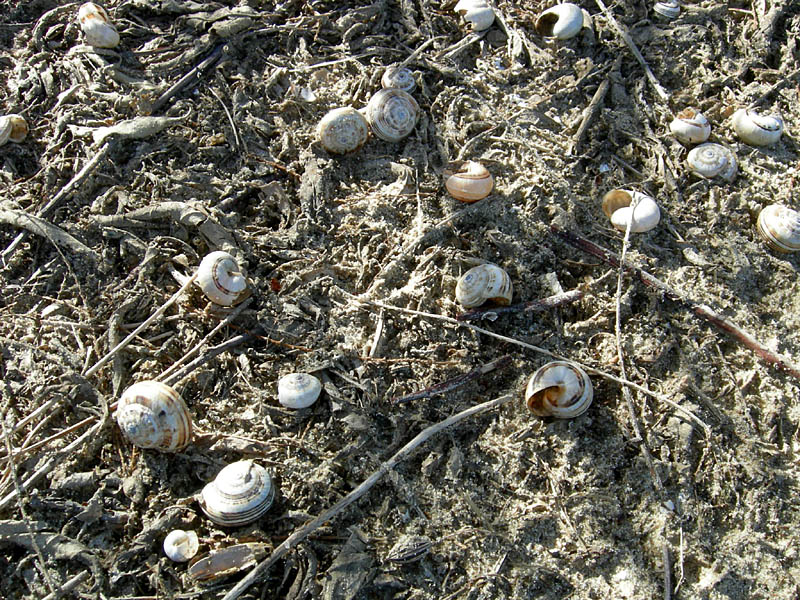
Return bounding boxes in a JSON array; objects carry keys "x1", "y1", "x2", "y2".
[
  {"x1": 457, "y1": 289, "x2": 583, "y2": 322},
  {"x1": 207, "y1": 86, "x2": 243, "y2": 151},
  {"x1": 222, "y1": 394, "x2": 514, "y2": 600},
  {"x1": 663, "y1": 544, "x2": 673, "y2": 600},
  {"x1": 150, "y1": 42, "x2": 227, "y2": 114},
  {"x1": 569, "y1": 70, "x2": 612, "y2": 155},
  {"x1": 163, "y1": 332, "x2": 254, "y2": 387},
  {"x1": 40, "y1": 570, "x2": 91, "y2": 600},
  {"x1": 392, "y1": 355, "x2": 512, "y2": 404}
]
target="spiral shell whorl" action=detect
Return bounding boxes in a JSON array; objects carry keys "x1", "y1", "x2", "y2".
[
  {"x1": 116, "y1": 381, "x2": 192, "y2": 451},
  {"x1": 535, "y1": 3, "x2": 584, "y2": 40},
  {"x1": 277, "y1": 373, "x2": 322, "y2": 409},
  {"x1": 200, "y1": 460, "x2": 275, "y2": 526},
  {"x1": 365, "y1": 89, "x2": 419, "y2": 143},
  {"x1": 731, "y1": 108, "x2": 783, "y2": 146},
  {"x1": 525, "y1": 361, "x2": 593, "y2": 418},
  {"x1": 444, "y1": 161, "x2": 494, "y2": 202},
  {"x1": 455, "y1": 264, "x2": 513, "y2": 308},
  {"x1": 757, "y1": 204, "x2": 800, "y2": 253},
  {"x1": 317, "y1": 107, "x2": 370, "y2": 154},
  {"x1": 381, "y1": 67, "x2": 416, "y2": 93},
  {"x1": 196, "y1": 251, "x2": 247, "y2": 306},
  {"x1": 669, "y1": 108, "x2": 710, "y2": 144},
  {"x1": 686, "y1": 143, "x2": 737, "y2": 181}
]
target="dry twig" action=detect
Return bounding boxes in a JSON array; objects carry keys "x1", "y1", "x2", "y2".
[{"x1": 392, "y1": 355, "x2": 512, "y2": 403}]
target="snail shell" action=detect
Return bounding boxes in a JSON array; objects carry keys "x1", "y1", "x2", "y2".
[
  {"x1": 444, "y1": 161, "x2": 493, "y2": 202},
  {"x1": 163, "y1": 530, "x2": 199, "y2": 562},
  {"x1": 756, "y1": 204, "x2": 800, "y2": 253},
  {"x1": 199, "y1": 460, "x2": 276, "y2": 527},
  {"x1": 653, "y1": 1, "x2": 680, "y2": 19},
  {"x1": 187, "y1": 543, "x2": 268, "y2": 582},
  {"x1": 277, "y1": 373, "x2": 322, "y2": 409},
  {"x1": 116, "y1": 381, "x2": 192, "y2": 452},
  {"x1": 525, "y1": 361, "x2": 593, "y2": 418},
  {"x1": 77, "y1": 3, "x2": 120, "y2": 48},
  {"x1": 365, "y1": 89, "x2": 419, "y2": 143},
  {"x1": 455, "y1": 264, "x2": 513, "y2": 308},
  {"x1": 196, "y1": 251, "x2": 248, "y2": 307},
  {"x1": 535, "y1": 3, "x2": 584, "y2": 40},
  {"x1": 731, "y1": 108, "x2": 783, "y2": 146},
  {"x1": 601, "y1": 189, "x2": 660, "y2": 233},
  {"x1": 381, "y1": 66, "x2": 416, "y2": 93},
  {"x1": 669, "y1": 108, "x2": 710, "y2": 144},
  {"x1": 317, "y1": 107, "x2": 370, "y2": 154},
  {"x1": 686, "y1": 143, "x2": 737, "y2": 181},
  {"x1": 454, "y1": 0, "x2": 495, "y2": 31},
  {"x1": 0, "y1": 115, "x2": 28, "y2": 145}
]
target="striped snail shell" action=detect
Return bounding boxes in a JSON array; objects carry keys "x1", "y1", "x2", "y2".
[
  {"x1": 535, "y1": 3, "x2": 584, "y2": 40},
  {"x1": 601, "y1": 189, "x2": 660, "y2": 233},
  {"x1": 196, "y1": 251, "x2": 248, "y2": 307},
  {"x1": 116, "y1": 381, "x2": 192, "y2": 451},
  {"x1": 525, "y1": 361, "x2": 593, "y2": 418},
  {"x1": 163, "y1": 530, "x2": 199, "y2": 562},
  {"x1": 77, "y1": 2, "x2": 120, "y2": 48},
  {"x1": 0, "y1": 115, "x2": 28, "y2": 146},
  {"x1": 199, "y1": 460, "x2": 276, "y2": 527},
  {"x1": 365, "y1": 89, "x2": 419, "y2": 143},
  {"x1": 317, "y1": 107, "x2": 370, "y2": 154},
  {"x1": 731, "y1": 108, "x2": 783, "y2": 146},
  {"x1": 455, "y1": 264, "x2": 513, "y2": 308},
  {"x1": 453, "y1": 0, "x2": 495, "y2": 31},
  {"x1": 756, "y1": 204, "x2": 800, "y2": 253},
  {"x1": 686, "y1": 143, "x2": 737, "y2": 181},
  {"x1": 653, "y1": 1, "x2": 680, "y2": 19},
  {"x1": 381, "y1": 66, "x2": 416, "y2": 93},
  {"x1": 669, "y1": 108, "x2": 710, "y2": 144},
  {"x1": 277, "y1": 373, "x2": 322, "y2": 409},
  {"x1": 444, "y1": 161, "x2": 494, "y2": 202}
]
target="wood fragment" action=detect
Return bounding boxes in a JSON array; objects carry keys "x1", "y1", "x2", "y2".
[
  {"x1": 392, "y1": 355, "x2": 512, "y2": 404},
  {"x1": 0, "y1": 210, "x2": 98, "y2": 264}
]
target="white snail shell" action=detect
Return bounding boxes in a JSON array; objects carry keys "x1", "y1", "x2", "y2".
[
  {"x1": 454, "y1": 0, "x2": 495, "y2": 31},
  {"x1": 731, "y1": 108, "x2": 783, "y2": 146},
  {"x1": 444, "y1": 161, "x2": 494, "y2": 203},
  {"x1": 196, "y1": 251, "x2": 248, "y2": 306},
  {"x1": 756, "y1": 204, "x2": 800, "y2": 253},
  {"x1": 669, "y1": 108, "x2": 710, "y2": 144},
  {"x1": 77, "y1": 3, "x2": 120, "y2": 48},
  {"x1": 525, "y1": 361, "x2": 593, "y2": 418},
  {"x1": 601, "y1": 189, "x2": 660, "y2": 233},
  {"x1": 277, "y1": 373, "x2": 322, "y2": 409},
  {"x1": 653, "y1": 1, "x2": 680, "y2": 19},
  {"x1": 686, "y1": 143, "x2": 737, "y2": 181},
  {"x1": 199, "y1": 460, "x2": 276, "y2": 527},
  {"x1": 0, "y1": 115, "x2": 28, "y2": 146},
  {"x1": 535, "y1": 3, "x2": 584, "y2": 40},
  {"x1": 317, "y1": 107, "x2": 370, "y2": 154},
  {"x1": 116, "y1": 381, "x2": 193, "y2": 452},
  {"x1": 455, "y1": 264, "x2": 513, "y2": 308},
  {"x1": 365, "y1": 89, "x2": 419, "y2": 143},
  {"x1": 163, "y1": 530, "x2": 199, "y2": 562},
  {"x1": 381, "y1": 66, "x2": 416, "y2": 93}
]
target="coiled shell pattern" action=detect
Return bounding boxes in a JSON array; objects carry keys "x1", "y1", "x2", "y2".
[
  {"x1": 653, "y1": 1, "x2": 680, "y2": 19},
  {"x1": 686, "y1": 143, "x2": 737, "y2": 181},
  {"x1": 669, "y1": 108, "x2": 710, "y2": 144},
  {"x1": 0, "y1": 115, "x2": 28, "y2": 146},
  {"x1": 455, "y1": 264, "x2": 513, "y2": 308},
  {"x1": 116, "y1": 381, "x2": 192, "y2": 451},
  {"x1": 444, "y1": 161, "x2": 494, "y2": 202},
  {"x1": 601, "y1": 189, "x2": 660, "y2": 233},
  {"x1": 365, "y1": 89, "x2": 419, "y2": 143},
  {"x1": 277, "y1": 373, "x2": 322, "y2": 409},
  {"x1": 200, "y1": 460, "x2": 275, "y2": 526},
  {"x1": 77, "y1": 3, "x2": 120, "y2": 48},
  {"x1": 318, "y1": 107, "x2": 370, "y2": 154},
  {"x1": 525, "y1": 361, "x2": 593, "y2": 418},
  {"x1": 381, "y1": 67, "x2": 416, "y2": 93},
  {"x1": 163, "y1": 530, "x2": 199, "y2": 562},
  {"x1": 196, "y1": 251, "x2": 248, "y2": 306},
  {"x1": 756, "y1": 204, "x2": 800, "y2": 253},
  {"x1": 454, "y1": 0, "x2": 495, "y2": 31},
  {"x1": 536, "y1": 3, "x2": 584, "y2": 40},
  {"x1": 731, "y1": 108, "x2": 783, "y2": 146}
]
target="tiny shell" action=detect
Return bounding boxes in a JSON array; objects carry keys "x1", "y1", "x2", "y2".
[
  {"x1": 731, "y1": 108, "x2": 783, "y2": 146},
  {"x1": 277, "y1": 373, "x2": 322, "y2": 409},
  {"x1": 381, "y1": 66, "x2": 416, "y2": 93},
  {"x1": 77, "y1": 3, "x2": 120, "y2": 48},
  {"x1": 163, "y1": 530, "x2": 199, "y2": 562},
  {"x1": 0, "y1": 115, "x2": 28, "y2": 145},
  {"x1": 318, "y1": 107, "x2": 370, "y2": 154},
  {"x1": 455, "y1": 264, "x2": 513, "y2": 308},
  {"x1": 444, "y1": 161, "x2": 493, "y2": 202},
  {"x1": 188, "y1": 543, "x2": 268, "y2": 582},
  {"x1": 116, "y1": 381, "x2": 192, "y2": 452},
  {"x1": 365, "y1": 89, "x2": 419, "y2": 143},
  {"x1": 535, "y1": 3, "x2": 584, "y2": 40},
  {"x1": 196, "y1": 251, "x2": 248, "y2": 306},
  {"x1": 454, "y1": 0, "x2": 495, "y2": 31},
  {"x1": 525, "y1": 361, "x2": 593, "y2": 418},
  {"x1": 669, "y1": 108, "x2": 710, "y2": 144},
  {"x1": 756, "y1": 204, "x2": 800, "y2": 253},
  {"x1": 686, "y1": 143, "x2": 737, "y2": 181},
  {"x1": 601, "y1": 189, "x2": 660, "y2": 233},
  {"x1": 199, "y1": 460, "x2": 275, "y2": 527},
  {"x1": 653, "y1": 1, "x2": 680, "y2": 19}
]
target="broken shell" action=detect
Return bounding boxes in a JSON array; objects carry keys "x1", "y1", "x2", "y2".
[
  {"x1": 386, "y1": 535, "x2": 433, "y2": 563},
  {"x1": 601, "y1": 190, "x2": 660, "y2": 233},
  {"x1": 317, "y1": 107, "x2": 370, "y2": 154},
  {"x1": 277, "y1": 373, "x2": 322, "y2": 409},
  {"x1": 196, "y1": 251, "x2": 248, "y2": 307},
  {"x1": 188, "y1": 543, "x2": 268, "y2": 582},
  {"x1": 536, "y1": 3, "x2": 584, "y2": 40},
  {"x1": 365, "y1": 89, "x2": 419, "y2": 143},
  {"x1": 686, "y1": 143, "x2": 737, "y2": 181},
  {"x1": 731, "y1": 108, "x2": 783, "y2": 146},
  {"x1": 756, "y1": 204, "x2": 800, "y2": 253},
  {"x1": 163, "y1": 530, "x2": 199, "y2": 562},
  {"x1": 116, "y1": 381, "x2": 192, "y2": 452},
  {"x1": 77, "y1": 2, "x2": 120, "y2": 48},
  {"x1": 454, "y1": 0, "x2": 495, "y2": 31},
  {"x1": 653, "y1": 1, "x2": 680, "y2": 19},
  {"x1": 381, "y1": 66, "x2": 416, "y2": 93},
  {"x1": 525, "y1": 361, "x2": 593, "y2": 418},
  {"x1": 444, "y1": 161, "x2": 493, "y2": 202},
  {"x1": 0, "y1": 115, "x2": 28, "y2": 145},
  {"x1": 199, "y1": 460, "x2": 275, "y2": 527},
  {"x1": 669, "y1": 108, "x2": 710, "y2": 144},
  {"x1": 455, "y1": 264, "x2": 513, "y2": 308}
]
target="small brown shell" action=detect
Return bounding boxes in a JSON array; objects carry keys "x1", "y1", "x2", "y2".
[
  {"x1": 756, "y1": 204, "x2": 800, "y2": 253},
  {"x1": 115, "y1": 381, "x2": 193, "y2": 451},
  {"x1": 525, "y1": 361, "x2": 593, "y2": 419},
  {"x1": 444, "y1": 161, "x2": 493, "y2": 202}
]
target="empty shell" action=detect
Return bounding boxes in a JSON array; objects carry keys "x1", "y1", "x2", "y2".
[
  {"x1": 365, "y1": 89, "x2": 419, "y2": 143},
  {"x1": 317, "y1": 107, "x2": 370, "y2": 154},
  {"x1": 653, "y1": 1, "x2": 680, "y2": 19},
  {"x1": 536, "y1": 3, "x2": 584, "y2": 40},
  {"x1": 601, "y1": 189, "x2": 660, "y2": 233},
  {"x1": 196, "y1": 251, "x2": 248, "y2": 306},
  {"x1": 455, "y1": 264, "x2": 513, "y2": 308},
  {"x1": 731, "y1": 108, "x2": 783, "y2": 146},
  {"x1": 188, "y1": 543, "x2": 268, "y2": 582},
  {"x1": 0, "y1": 115, "x2": 28, "y2": 146},
  {"x1": 686, "y1": 143, "x2": 737, "y2": 181},
  {"x1": 277, "y1": 373, "x2": 322, "y2": 409},
  {"x1": 116, "y1": 381, "x2": 192, "y2": 451},
  {"x1": 756, "y1": 204, "x2": 800, "y2": 253},
  {"x1": 77, "y1": 3, "x2": 120, "y2": 48},
  {"x1": 669, "y1": 108, "x2": 710, "y2": 144},
  {"x1": 199, "y1": 460, "x2": 275, "y2": 526},
  {"x1": 163, "y1": 530, "x2": 199, "y2": 562},
  {"x1": 525, "y1": 361, "x2": 593, "y2": 418},
  {"x1": 444, "y1": 161, "x2": 494, "y2": 202},
  {"x1": 381, "y1": 66, "x2": 416, "y2": 93},
  {"x1": 454, "y1": 0, "x2": 495, "y2": 31}
]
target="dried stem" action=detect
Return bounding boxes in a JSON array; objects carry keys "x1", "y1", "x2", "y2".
[
  {"x1": 392, "y1": 355, "x2": 512, "y2": 403},
  {"x1": 457, "y1": 289, "x2": 584, "y2": 322}
]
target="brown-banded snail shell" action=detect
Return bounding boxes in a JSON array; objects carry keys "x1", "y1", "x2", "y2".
[
  {"x1": 196, "y1": 251, "x2": 248, "y2": 307},
  {"x1": 686, "y1": 143, "x2": 737, "y2": 181},
  {"x1": 277, "y1": 373, "x2": 322, "y2": 409},
  {"x1": 536, "y1": 3, "x2": 584, "y2": 40},
  {"x1": 731, "y1": 108, "x2": 783, "y2": 146},
  {"x1": 454, "y1": 0, "x2": 495, "y2": 31},
  {"x1": 115, "y1": 381, "x2": 193, "y2": 452},
  {"x1": 444, "y1": 161, "x2": 493, "y2": 203},
  {"x1": 0, "y1": 115, "x2": 28, "y2": 146},
  {"x1": 317, "y1": 107, "x2": 370, "y2": 154},
  {"x1": 601, "y1": 189, "x2": 660, "y2": 233},
  {"x1": 77, "y1": 2, "x2": 120, "y2": 48},
  {"x1": 669, "y1": 108, "x2": 710, "y2": 144},
  {"x1": 381, "y1": 66, "x2": 416, "y2": 93},
  {"x1": 199, "y1": 460, "x2": 275, "y2": 527},
  {"x1": 653, "y1": 1, "x2": 680, "y2": 19},
  {"x1": 756, "y1": 204, "x2": 800, "y2": 253},
  {"x1": 365, "y1": 89, "x2": 419, "y2": 143},
  {"x1": 455, "y1": 264, "x2": 513, "y2": 308},
  {"x1": 525, "y1": 361, "x2": 593, "y2": 418},
  {"x1": 163, "y1": 530, "x2": 199, "y2": 562}
]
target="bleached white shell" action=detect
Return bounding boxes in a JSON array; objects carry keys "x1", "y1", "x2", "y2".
[
  {"x1": 756, "y1": 204, "x2": 800, "y2": 253},
  {"x1": 525, "y1": 361, "x2": 593, "y2": 418},
  {"x1": 444, "y1": 161, "x2": 493, "y2": 202},
  {"x1": 0, "y1": 115, "x2": 28, "y2": 146},
  {"x1": 686, "y1": 143, "x2": 737, "y2": 181},
  {"x1": 163, "y1": 530, "x2": 199, "y2": 562},
  {"x1": 454, "y1": 0, "x2": 495, "y2": 31},
  {"x1": 196, "y1": 251, "x2": 247, "y2": 306},
  {"x1": 669, "y1": 108, "x2": 710, "y2": 144},
  {"x1": 317, "y1": 107, "x2": 370, "y2": 154},
  {"x1": 601, "y1": 189, "x2": 660, "y2": 233},
  {"x1": 116, "y1": 381, "x2": 192, "y2": 451},
  {"x1": 365, "y1": 89, "x2": 419, "y2": 143},
  {"x1": 381, "y1": 67, "x2": 416, "y2": 93},
  {"x1": 455, "y1": 264, "x2": 513, "y2": 308},
  {"x1": 536, "y1": 3, "x2": 584, "y2": 40},
  {"x1": 731, "y1": 108, "x2": 783, "y2": 146},
  {"x1": 277, "y1": 373, "x2": 322, "y2": 409},
  {"x1": 187, "y1": 543, "x2": 267, "y2": 582},
  {"x1": 653, "y1": 1, "x2": 680, "y2": 19},
  {"x1": 199, "y1": 460, "x2": 275, "y2": 526},
  {"x1": 77, "y1": 3, "x2": 120, "y2": 48}
]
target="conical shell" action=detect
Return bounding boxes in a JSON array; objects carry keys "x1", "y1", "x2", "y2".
[
  {"x1": 196, "y1": 251, "x2": 248, "y2": 306},
  {"x1": 686, "y1": 143, "x2": 737, "y2": 181},
  {"x1": 77, "y1": 3, "x2": 120, "y2": 48},
  {"x1": 444, "y1": 161, "x2": 494, "y2": 202},
  {"x1": 756, "y1": 204, "x2": 800, "y2": 253},
  {"x1": 277, "y1": 373, "x2": 322, "y2": 409},
  {"x1": 317, "y1": 107, "x2": 369, "y2": 154},
  {"x1": 116, "y1": 381, "x2": 192, "y2": 451},
  {"x1": 455, "y1": 264, "x2": 513, "y2": 308},
  {"x1": 525, "y1": 361, "x2": 593, "y2": 418},
  {"x1": 200, "y1": 460, "x2": 275, "y2": 526},
  {"x1": 535, "y1": 3, "x2": 584, "y2": 39},
  {"x1": 669, "y1": 108, "x2": 710, "y2": 144},
  {"x1": 381, "y1": 67, "x2": 416, "y2": 93},
  {"x1": 731, "y1": 108, "x2": 783, "y2": 146},
  {"x1": 365, "y1": 89, "x2": 419, "y2": 143}
]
